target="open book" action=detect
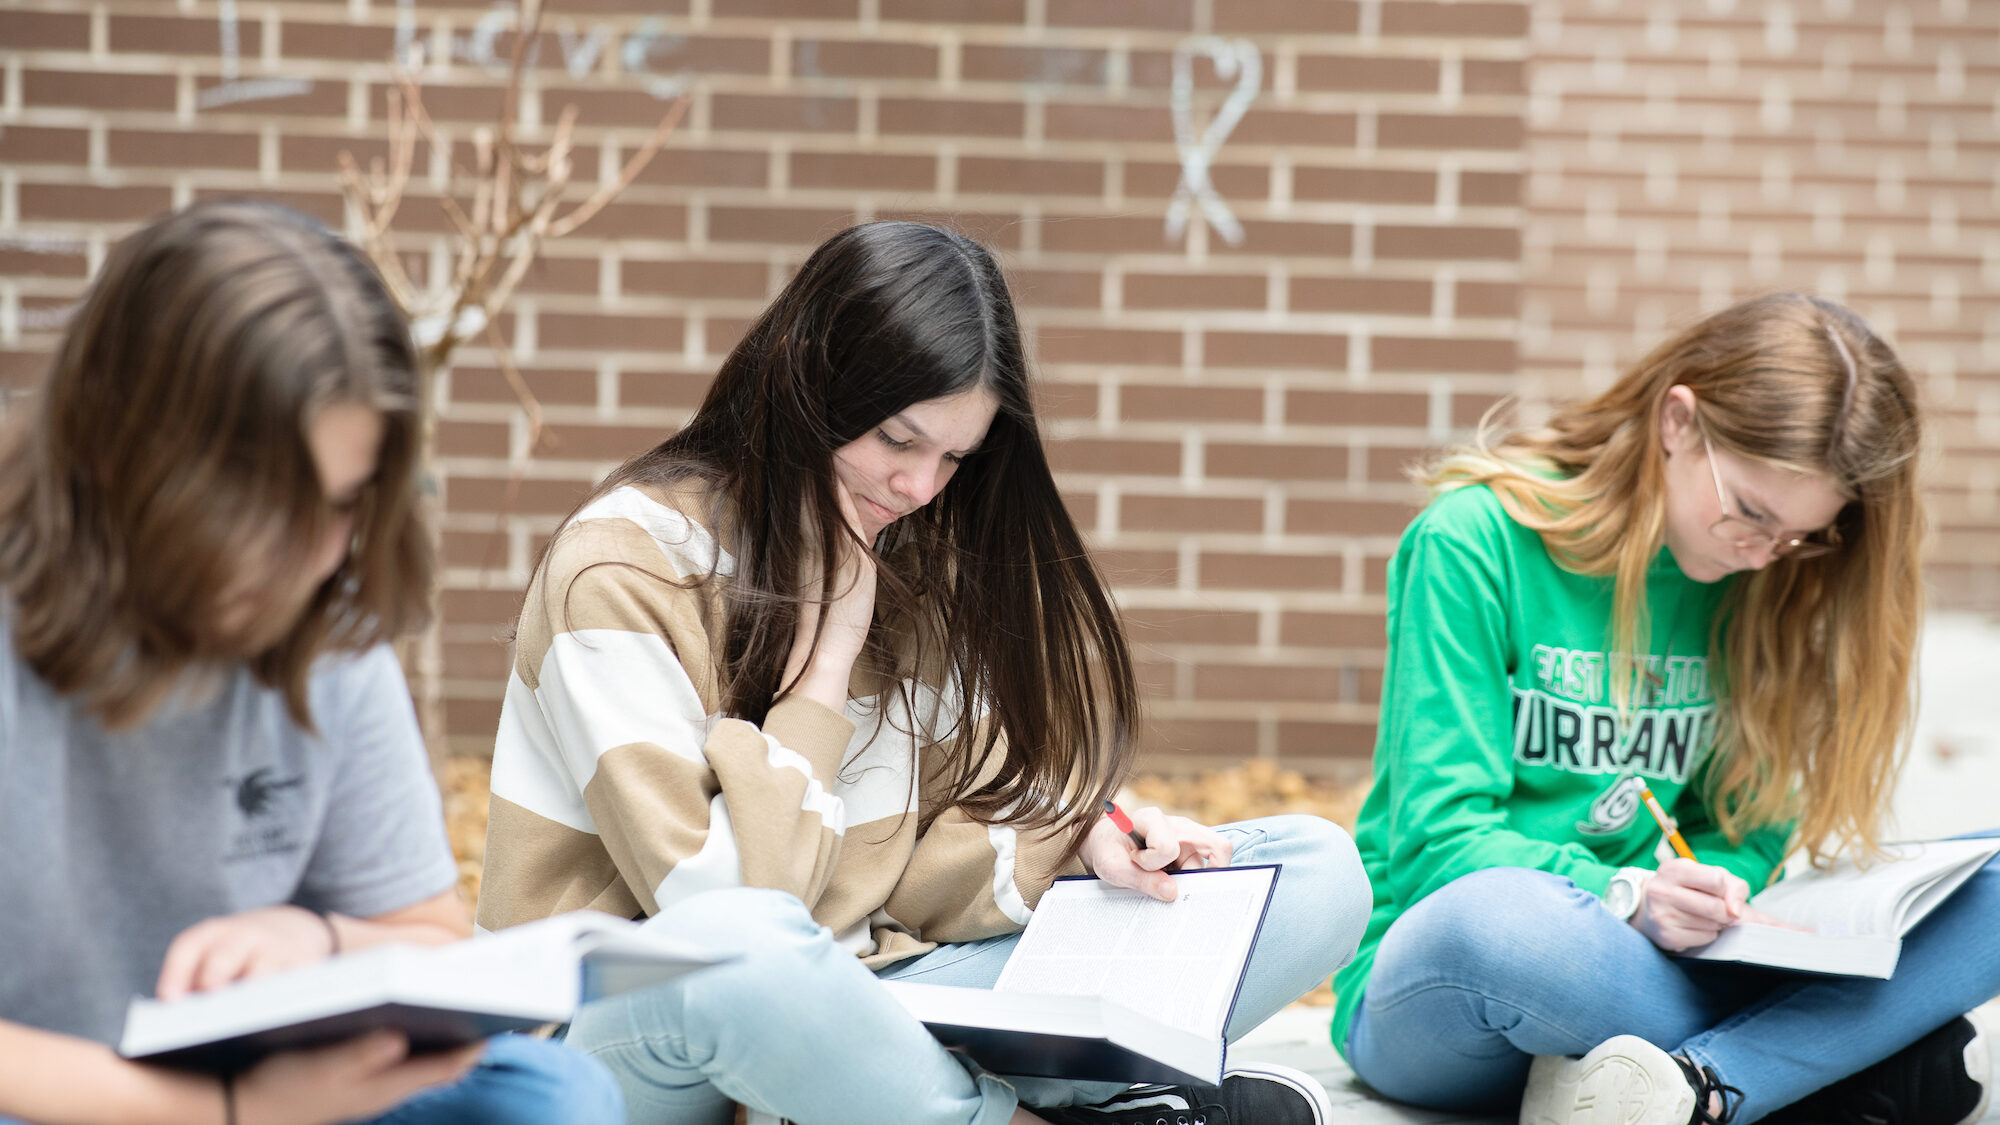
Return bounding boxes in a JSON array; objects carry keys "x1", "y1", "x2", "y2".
[
  {"x1": 120, "y1": 911, "x2": 721, "y2": 1073},
  {"x1": 882, "y1": 864, "x2": 1279, "y2": 1087},
  {"x1": 1679, "y1": 837, "x2": 2000, "y2": 978}
]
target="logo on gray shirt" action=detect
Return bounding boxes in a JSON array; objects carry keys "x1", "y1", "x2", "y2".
[{"x1": 224, "y1": 767, "x2": 306, "y2": 861}]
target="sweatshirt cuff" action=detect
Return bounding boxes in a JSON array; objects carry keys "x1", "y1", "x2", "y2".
[{"x1": 761, "y1": 695, "x2": 857, "y2": 776}]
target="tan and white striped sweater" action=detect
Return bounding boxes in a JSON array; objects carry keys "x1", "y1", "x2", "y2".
[{"x1": 476, "y1": 482, "x2": 1082, "y2": 965}]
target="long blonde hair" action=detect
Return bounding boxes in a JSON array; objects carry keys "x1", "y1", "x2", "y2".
[{"x1": 1426, "y1": 292, "x2": 1923, "y2": 864}]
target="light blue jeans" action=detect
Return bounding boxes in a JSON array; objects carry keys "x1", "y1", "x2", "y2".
[
  {"x1": 564, "y1": 815, "x2": 1369, "y2": 1125},
  {"x1": 1347, "y1": 845, "x2": 2000, "y2": 1123}
]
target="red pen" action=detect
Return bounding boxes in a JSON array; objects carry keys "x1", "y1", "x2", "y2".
[{"x1": 1103, "y1": 799, "x2": 1182, "y2": 875}]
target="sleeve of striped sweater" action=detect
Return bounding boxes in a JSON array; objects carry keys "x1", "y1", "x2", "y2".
[
  {"x1": 485, "y1": 512, "x2": 857, "y2": 922},
  {"x1": 880, "y1": 720, "x2": 1090, "y2": 946}
]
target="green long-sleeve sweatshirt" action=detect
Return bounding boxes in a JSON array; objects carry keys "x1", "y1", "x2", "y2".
[{"x1": 1330, "y1": 484, "x2": 1795, "y2": 1057}]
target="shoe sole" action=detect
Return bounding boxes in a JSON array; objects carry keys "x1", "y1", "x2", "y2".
[
  {"x1": 1223, "y1": 1060, "x2": 1333, "y2": 1125},
  {"x1": 1520, "y1": 1035, "x2": 1695, "y2": 1125},
  {"x1": 1959, "y1": 1004, "x2": 1997, "y2": 1125}
]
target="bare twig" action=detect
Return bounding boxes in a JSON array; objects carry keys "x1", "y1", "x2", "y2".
[{"x1": 331, "y1": 0, "x2": 687, "y2": 764}]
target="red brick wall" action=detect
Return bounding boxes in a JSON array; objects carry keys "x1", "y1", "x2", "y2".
[
  {"x1": 1521, "y1": 0, "x2": 2000, "y2": 611},
  {"x1": 4, "y1": 1, "x2": 1988, "y2": 781}
]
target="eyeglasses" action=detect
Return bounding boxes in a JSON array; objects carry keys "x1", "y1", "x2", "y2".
[{"x1": 1698, "y1": 427, "x2": 1839, "y2": 560}]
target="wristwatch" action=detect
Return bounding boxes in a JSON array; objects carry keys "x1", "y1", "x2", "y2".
[{"x1": 1601, "y1": 866, "x2": 1653, "y2": 921}]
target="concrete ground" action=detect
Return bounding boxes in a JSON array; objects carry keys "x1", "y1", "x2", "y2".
[{"x1": 1230, "y1": 610, "x2": 2000, "y2": 1122}]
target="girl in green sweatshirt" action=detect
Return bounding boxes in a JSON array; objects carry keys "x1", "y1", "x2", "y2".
[{"x1": 1336, "y1": 293, "x2": 1999, "y2": 1125}]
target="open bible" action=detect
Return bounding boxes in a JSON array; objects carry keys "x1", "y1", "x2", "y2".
[
  {"x1": 881, "y1": 864, "x2": 1279, "y2": 1087},
  {"x1": 1678, "y1": 837, "x2": 2000, "y2": 978},
  {"x1": 120, "y1": 911, "x2": 721, "y2": 1073}
]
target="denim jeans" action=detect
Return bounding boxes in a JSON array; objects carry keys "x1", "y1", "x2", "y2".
[
  {"x1": 563, "y1": 815, "x2": 1370, "y2": 1125},
  {"x1": 1346, "y1": 843, "x2": 2000, "y2": 1124},
  {"x1": 0, "y1": 1034, "x2": 621, "y2": 1125}
]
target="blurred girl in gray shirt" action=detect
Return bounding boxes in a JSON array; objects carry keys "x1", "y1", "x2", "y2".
[{"x1": 0, "y1": 201, "x2": 620, "y2": 1125}]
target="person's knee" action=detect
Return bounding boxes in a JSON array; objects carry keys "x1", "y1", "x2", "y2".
[
  {"x1": 451, "y1": 1035, "x2": 626, "y2": 1125},
  {"x1": 1237, "y1": 814, "x2": 1371, "y2": 970},
  {"x1": 646, "y1": 885, "x2": 823, "y2": 957},
  {"x1": 1375, "y1": 867, "x2": 1580, "y2": 986}
]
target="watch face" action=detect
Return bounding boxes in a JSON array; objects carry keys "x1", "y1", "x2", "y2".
[{"x1": 1604, "y1": 875, "x2": 1639, "y2": 919}]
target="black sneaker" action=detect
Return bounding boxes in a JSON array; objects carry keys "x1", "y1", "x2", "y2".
[
  {"x1": 1521, "y1": 1034, "x2": 1742, "y2": 1125},
  {"x1": 1767, "y1": 1010, "x2": 1992, "y2": 1125},
  {"x1": 1034, "y1": 1061, "x2": 1332, "y2": 1125}
]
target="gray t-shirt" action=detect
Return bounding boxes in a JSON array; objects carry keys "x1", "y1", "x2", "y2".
[{"x1": 0, "y1": 621, "x2": 459, "y2": 1046}]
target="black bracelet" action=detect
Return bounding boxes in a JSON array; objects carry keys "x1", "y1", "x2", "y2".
[
  {"x1": 305, "y1": 906, "x2": 340, "y2": 956},
  {"x1": 220, "y1": 1072, "x2": 236, "y2": 1125}
]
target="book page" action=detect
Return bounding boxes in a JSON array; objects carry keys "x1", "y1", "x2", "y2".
[
  {"x1": 1748, "y1": 838, "x2": 2000, "y2": 937},
  {"x1": 1679, "y1": 837, "x2": 2000, "y2": 977},
  {"x1": 992, "y1": 866, "x2": 1275, "y2": 1037}
]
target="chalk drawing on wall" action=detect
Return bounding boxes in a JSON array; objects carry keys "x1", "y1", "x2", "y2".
[
  {"x1": 197, "y1": 0, "x2": 314, "y2": 110},
  {"x1": 1166, "y1": 36, "x2": 1262, "y2": 248},
  {"x1": 393, "y1": 0, "x2": 690, "y2": 100}
]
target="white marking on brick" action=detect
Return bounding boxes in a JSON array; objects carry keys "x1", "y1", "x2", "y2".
[
  {"x1": 1166, "y1": 36, "x2": 1260, "y2": 249},
  {"x1": 19, "y1": 301, "x2": 79, "y2": 331},
  {"x1": 1440, "y1": 48, "x2": 1462, "y2": 108}
]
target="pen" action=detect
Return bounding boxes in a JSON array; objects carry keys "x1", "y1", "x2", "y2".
[
  {"x1": 1640, "y1": 786, "x2": 1698, "y2": 861},
  {"x1": 1102, "y1": 799, "x2": 1182, "y2": 875}
]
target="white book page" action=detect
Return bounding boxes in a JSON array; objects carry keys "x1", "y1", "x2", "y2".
[
  {"x1": 993, "y1": 866, "x2": 1275, "y2": 1037},
  {"x1": 1748, "y1": 838, "x2": 2000, "y2": 937}
]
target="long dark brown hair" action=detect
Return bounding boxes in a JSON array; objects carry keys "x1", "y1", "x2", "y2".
[
  {"x1": 555, "y1": 221, "x2": 1139, "y2": 851},
  {"x1": 0, "y1": 201, "x2": 432, "y2": 729}
]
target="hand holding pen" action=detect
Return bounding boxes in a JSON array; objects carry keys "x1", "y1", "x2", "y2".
[
  {"x1": 1082, "y1": 800, "x2": 1233, "y2": 903},
  {"x1": 1634, "y1": 786, "x2": 1799, "y2": 949}
]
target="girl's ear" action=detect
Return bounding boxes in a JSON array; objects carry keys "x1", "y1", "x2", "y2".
[{"x1": 1658, "y1": 384, "x2": 1698, "y2": 456}]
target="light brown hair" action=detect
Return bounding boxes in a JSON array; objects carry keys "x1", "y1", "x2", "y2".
[
  {"x1": 1426, "y1": 292, "x2": 1923, "y2": 864},
  {"x1": 0, "y1": 201, "x2": 433, "y2": 729}
]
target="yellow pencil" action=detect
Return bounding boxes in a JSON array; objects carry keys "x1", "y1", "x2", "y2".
[{"x1": 1640, "y1": 786, "x2": 1698, "y2": 861}]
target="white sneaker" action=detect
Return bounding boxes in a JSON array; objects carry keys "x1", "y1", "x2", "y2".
[{"x1": 1521, "y1": 1035, "x2": 1729, "y2": 1125}]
